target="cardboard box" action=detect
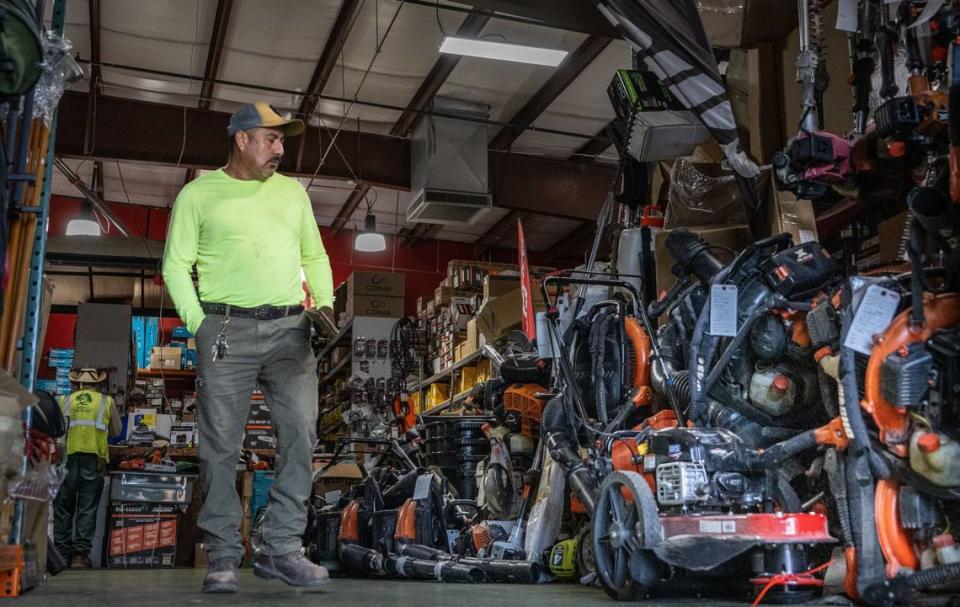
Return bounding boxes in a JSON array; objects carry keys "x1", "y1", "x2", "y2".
[
  {"x1": 345, "y1": 294, "x2": 404, "y2": 320},
  {"x1": 347, "y1": 271, "x2": 405, "y2": 298},
  {"x1": 426, "y1": 383, "x2": 449, "y2": 409},
  {"x1": 126, "y1": 408, "x2": 158, "y2": 442},
  {"x1": 475, "y1": 288, "x2": 546, "y2": 342},
  {"x1": 654, "y1": 224, "x2": 752, "y2": 293},
  {"x1": 449, "y1": 295, "x2": 478, "y2": 331},
  {"x1": 243, "y1": 426, "x2": 276, "y2": 450},
  {"x1": 247, "y1": 399, "x2": 272, "y2": 426},
  {"x1": 627, "y1": 111, "x2": 711, "y2": 162},
  {"x1": 767, "y1": 187, "x2": 818, "y2": 245},
  {"x1": 312, "y1": 462, "x2": 363, "y2": 499},
  {"x1": 149, "y1": 347, "x2": 182, "y2": 370},
  {"x1": 108, "y1": 502, "x2": 178, "y2": 568},
  {"x1": 464, "y1": 318, "x2": 480, "y2": 356},
  {"x1": 483, "y1": 274, "x2": 521, "y2": 300},
  {"x1": 458, "y1": 366, "x2": 479, "y2": 395},
  {"x1": 169, "y1": 423, "x2": 196, "y2": 448},
  {"x1": 699, "y1": 0, "x2": 797, "y2": 49}
]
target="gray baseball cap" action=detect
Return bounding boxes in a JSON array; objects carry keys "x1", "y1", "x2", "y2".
[{"x1": 227, "y1": 102, "x2": 304, "y2": 137}]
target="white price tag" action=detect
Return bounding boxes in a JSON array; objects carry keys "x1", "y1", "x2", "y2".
[
  {"x1": 709, "y1": 284, "x2": 738, "y2": 337},
  {"x1": 844, "y1": 285, "x2": 901, "y2": 355},
  {"x1": 836, "y1": 0, "x2": 858, "y2": 32},
  {"x1": 412, "y1": 474, "x2": 433, "y2": 500}
]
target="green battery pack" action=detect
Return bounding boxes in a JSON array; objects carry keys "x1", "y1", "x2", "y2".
[{"x1": 607, "y1": 69, "x2": 679, "y2": 119}]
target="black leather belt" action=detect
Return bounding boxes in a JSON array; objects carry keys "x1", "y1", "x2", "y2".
[{"x1": 201, "y1": 303, "x2": 303, "y2": 320}]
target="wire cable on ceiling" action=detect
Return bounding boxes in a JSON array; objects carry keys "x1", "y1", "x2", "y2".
[
  {"x1": 80, "y1": 60, "x2": 608, "y2": 144},
  {"x1": 176, "y1": 0, "x2": 203, "y2": 169},
  {"x1": 305, "y1": 0, "x2": 406, "y2": 190}
]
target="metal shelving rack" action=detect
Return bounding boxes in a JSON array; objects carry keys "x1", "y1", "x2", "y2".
[
  {"x1": 9, "y1": 0, "x2": 66, "y2": 550},
  {"x1": 409, "y1": 349, "x2": 485, "y2": 417}
]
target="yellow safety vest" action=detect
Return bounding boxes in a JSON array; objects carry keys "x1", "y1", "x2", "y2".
[{"x1": 58, "y1": 389, "x2": 111, "y2": 463}]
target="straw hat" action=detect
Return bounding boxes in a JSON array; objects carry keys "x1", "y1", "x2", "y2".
[{"x1": 68, "y1": 368, "x2": 107, "y2": 384}]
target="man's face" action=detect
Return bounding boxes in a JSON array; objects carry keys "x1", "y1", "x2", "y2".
[{"x1": 238, "y1": 127, "x2": 285, "y2": 179}]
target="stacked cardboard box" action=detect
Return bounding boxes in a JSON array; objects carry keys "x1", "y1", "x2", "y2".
[
  {"x1": 141, "y1": 378, "x2": 164, "y2": 408},
  {"x1": 108, "y1": 502, "x2": 179, "y2": 568},
  {"x1": 131, "y1": 317, "x2": 159, "y2": 370},
  {"x1": 48, "y1": 348, "x2": 74, "y2": 395},
  {"x1": 243, "y1": 392, "x2": 274, "y2": 450},
  {"x1": 343, "y1": 271, "x2": 405, "y2": 321},
  {"x1": 416, "y1": 260, "x2": 554, "y2": 372},
  {"x1": 149, "y1": 347, "x2": 182, "y2": 370}
]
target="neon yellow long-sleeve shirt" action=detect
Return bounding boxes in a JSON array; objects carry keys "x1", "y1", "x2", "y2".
[{"x1": 162, "y1": 169, "x2": 333, "y2": 334}]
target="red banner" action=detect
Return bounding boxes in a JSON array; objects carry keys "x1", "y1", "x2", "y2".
[{"x1": 518, "y1": 219, "x2": 536, "y2": 342}]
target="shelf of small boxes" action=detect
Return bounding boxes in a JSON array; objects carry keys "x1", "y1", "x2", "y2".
[
  {"x1": 317, "y1": 270, "x2": 408, "y2": 442},
  {"x1": 410, "y1": 259, "x2": 554, "y2": 414}
]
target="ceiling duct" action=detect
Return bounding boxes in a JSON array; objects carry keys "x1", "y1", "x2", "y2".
[{"x1": 407, "y1": 97, "x2": 491, "y2": 224}]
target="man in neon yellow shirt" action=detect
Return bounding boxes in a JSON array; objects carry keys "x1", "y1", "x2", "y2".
[{"x1": 163, "y1": 102, "x2": 333, "y2": 593}]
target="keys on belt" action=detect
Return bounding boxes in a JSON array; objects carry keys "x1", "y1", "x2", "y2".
[{"x1": 199, "y1": 303, "x2": 302, "y2": 361}]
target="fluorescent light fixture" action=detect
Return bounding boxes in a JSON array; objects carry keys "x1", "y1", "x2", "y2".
[
  {"x1": 354, "y1": 213, "x2": 386, "y2": 253},
  {"x1": 439, "y1": 36, "x2": 568, "y2": 67}
]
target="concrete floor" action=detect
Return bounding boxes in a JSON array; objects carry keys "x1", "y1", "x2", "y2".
[{"x1": 15, "y1": 569, "x2": 763, "y2": 606}]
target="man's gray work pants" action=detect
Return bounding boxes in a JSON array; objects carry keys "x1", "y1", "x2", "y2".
[{"x1": 194, "y1": 311, "x2": 317, "y2": 563}]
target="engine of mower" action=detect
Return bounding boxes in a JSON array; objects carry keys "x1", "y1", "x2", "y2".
[{"x1": 641, "y1": 427, "x2": 768, "y2": 514}]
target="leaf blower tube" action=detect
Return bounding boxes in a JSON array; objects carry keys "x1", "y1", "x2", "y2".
[
  {"x1": 650, "y1": 320, "x2": 691, "y2": 410},
  {"x1": 665, "y1": 229, "x2": 726, "y2": 284},
  {"x1": 396, "y1": 543, "x2": 543, "y2": 583},
  {"x1": 340, "y1": 543, "x2": 484, "y2": 583},
  {"x1": 541, "y1": 396, "x2": 599, "y2": 516}
]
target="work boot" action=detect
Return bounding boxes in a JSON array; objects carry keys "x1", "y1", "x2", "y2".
[
  {"x1": 70, "y1": 554, "x2": 92, "y2": 569},
  {"x1": 253, "y1": 551, "x2": 329, "y2": 589},
  {"x1": 202, "y1": 557, "x2": 239, "y2": 593}
]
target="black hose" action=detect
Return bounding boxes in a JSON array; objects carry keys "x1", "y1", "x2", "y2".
[
  {"x1": 759, "y1": 430, "x2": 818, "y2": 468},
  {"x1": 839, "y1": 291, "x2": 885, "y2": 596},
  {"x1": 699, "y1": 303, "x2": 770, "y2": 400},
  {"x1": 903, "y1": 562, "x2": 960, "y2": 590},
  {"x1": 541, "y1": 396, "x2": 567, "y2": 434},
  {"x1": 687, "y1": 296, "x2": 713, "y2": 423},
  {"x1": 826, "y1": 449, "x2": 854, "y2": 547},
  {"x1": 398, "y1": 543, "x2": 447, "y2": 560},
  {"x1": 541, "y1": 396, "x2": 599, "y2": 515},
  {"x1": 863, "y1": 562, "x2": 960, "y2": 607},
  {"x1": 666, "y1": 229, "x2": 725, "y2": 283},
  {"x1": 590, "y1": 311, "x2": 614, "y2": 425}
]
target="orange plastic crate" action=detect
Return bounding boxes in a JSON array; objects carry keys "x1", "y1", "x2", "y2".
[{"x1": 0, "y1": 545, "x2": 24, "y2": 597}]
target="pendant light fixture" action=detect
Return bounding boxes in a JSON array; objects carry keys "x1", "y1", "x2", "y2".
[
  {"x1": 65, "y1": 200, "x2": 101, "y2": 236},
  {"x1": 354, "y1": 192, "x2": 386, "y2": 252}
]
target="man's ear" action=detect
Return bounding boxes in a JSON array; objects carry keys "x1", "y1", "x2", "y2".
[{"x1": 235, "y1": 130, "x2": 247, "y2": 152}]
